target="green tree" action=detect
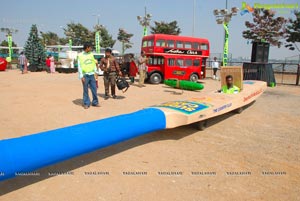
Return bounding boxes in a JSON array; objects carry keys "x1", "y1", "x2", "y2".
[
  {"x1": 150, "y1": 21, "x2": 181, "y2": 35},
  {"x1": 0, "y1": 40, "x2": 18, "y2": 54},
  {"x1": 93, "y1": 24, "x2": 116, "y2": 48},
  {"x1": 285, "y1": 10, "x2": 300, "y2": 52},
  {"x1": 23, "y1": 24, "x2": 46, "y2": 67},
  {"x1": 40, "y1": 31, "x2": 63, "y2": 46},
  {"x1": 63, "y1": 23, "x2": 93, "y2": 46},
  {"x1": 117, "y1": 28, "x2": 133, "y2": 54},
  {"x1": 242, "y1": 9, "x2": 287, "y2": 47}
]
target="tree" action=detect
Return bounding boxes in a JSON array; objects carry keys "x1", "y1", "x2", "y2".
[
  {"x1": 23, "y1": 24, "x2": 46, "y2": 68},
  {"x1": 63, "y1": 23, "x2": 93, "y2": 46},
  {"x1": 117, "y1": 28, "x2": 134, "y2": 54},
  {"x1": 285, "y1": 10, "x2": 300, "y2": 52},
  {"x1": 93, "y1": 24, "x2": 116, "y2": 48},
  {"x1": 0, "y1": 40, "x2": 18, "y2": 54},
  {"x1": 242, "y1": 9, "x2": 287, "y2": 47},
  {"x1": 150, "y1": 21, "x2": 181, "y2": 35},
  {"x1": 62, "y1": 23, "x2": 116, "y2": 48},
  {"x1": 40, "y1": 31, "x2": 64, "y2": 46}
]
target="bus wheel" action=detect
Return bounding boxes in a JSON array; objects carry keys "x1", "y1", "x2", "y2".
[
  {"x1": 149, "y1": 73, "x2": 162, "y2": 84},
  {"x1": 197, "y1": 120, "x2": 207, "y2": 131},
  {"x1": 190, "y1": 74, "x2": 199, "y2": 82}
]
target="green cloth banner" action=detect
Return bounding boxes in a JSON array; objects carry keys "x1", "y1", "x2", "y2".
[
  {"x1": 69, "y1": 39, "x2": 72, "y2": 51},
  {"x1": 143, "y1": 26, "x2": 147, "y2": 36},
  {"x1": 222, "y1": 23, "x2": 229, "y2": 66},
  {"x1": 95, "y1": 31, "x2": 100, "y2": 53},
  {"x1": 7, "y1": 35, "x2": 12, "y2": 59}
]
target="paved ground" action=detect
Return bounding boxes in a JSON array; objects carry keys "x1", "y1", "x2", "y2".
[{"x1": 0, "y1": 70, "x2": 299, "y2": 201}]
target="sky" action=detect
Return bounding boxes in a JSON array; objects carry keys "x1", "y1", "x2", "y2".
[{"x1": 0, "y1": 0, "x2": 299, "y2": 60}]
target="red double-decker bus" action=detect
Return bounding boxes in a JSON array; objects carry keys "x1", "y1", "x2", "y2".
[{"x1": 141, "y1": 34, "x2": 210, "y2": 84}]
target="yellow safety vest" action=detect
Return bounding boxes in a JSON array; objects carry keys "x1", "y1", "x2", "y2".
[
  {"x1": 78, "y1": 52, "x2": 96, "y2": 73},
  {"x1": 221, "y1": 85, "x2": 240, "y2": 94}
]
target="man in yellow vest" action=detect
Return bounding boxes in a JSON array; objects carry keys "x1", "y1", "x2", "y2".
[
  {"x1": 78, "y1": 43, "x2": 99, "y2": 109},
  {"x1": 221, "y1": 75, "x2": 240, "y2": 94}
]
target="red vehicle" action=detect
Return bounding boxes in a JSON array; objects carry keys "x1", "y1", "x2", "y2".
[
  {"x1": 141, "y1": 34, "x2": 210, "y2": 84},
  {"x1": 0, "y1": 57, "x2": 7, "y2": 71}
]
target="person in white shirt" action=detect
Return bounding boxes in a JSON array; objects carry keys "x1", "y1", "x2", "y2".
[
  {"x1": 138, "y1": 51, "x2": 148, "y2": 87},
  {"x1": 212, "y1": 57, "x2": 220, "y2": 80}
]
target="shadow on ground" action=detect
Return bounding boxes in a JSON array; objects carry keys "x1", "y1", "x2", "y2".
[
  {"x1": 163, "y1": 89, "x2": 185, "y2": 95},
  {"x1": 72, "y1": 99, "x2": 83, "y2": 106},
  {"x1": 72, "y1": 94, "x2": 126, "y2": 107},
  {"x1": 97, "y1": 93, "x2": 126, "y2": 100},
  {"x1": 0, "y1": 102, "x2": 256, "y2": 195}
]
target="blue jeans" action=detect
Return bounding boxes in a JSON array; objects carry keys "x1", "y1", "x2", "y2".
[
  {"x1": 82, "y1": 74, "x2": 98, "y2": 106},
  {"x1": 20, "y1": 64, "x2": 25, "y2": 72}
]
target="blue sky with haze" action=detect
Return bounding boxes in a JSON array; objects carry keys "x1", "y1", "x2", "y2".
[{"x1": 0, "y1": 0, "x2": 299, "y2": 59}]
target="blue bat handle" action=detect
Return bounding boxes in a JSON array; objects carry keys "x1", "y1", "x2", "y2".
[{"x1": 0, "y1": 108, "x2": 166, "y2": 181}]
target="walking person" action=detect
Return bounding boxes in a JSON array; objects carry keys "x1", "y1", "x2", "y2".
[
  {"x1": 49, "y1": 54, "x2": 55, "y2": 73},
  {"x1": 18, "y1": 52, "x2": 27, "y2": 74},
  {"x1": 78, "y1": 43, "x2": 99, "y2": 109},
  {"x1": 99, "y1": 48, "x2": 122, "y2": 100},
  {"x1": 138, "y1": 51, "x2": 148, "y2": 87},
  {"x1": 212, "y1": 57, "x2": 220, "y2": 80}
]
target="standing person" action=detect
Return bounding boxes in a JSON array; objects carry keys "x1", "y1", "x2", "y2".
[
  {"x1": 212, "y1": 57, "x2": 220, "y2": 80},
  {"x1": 46, "y1": 55, "x2": 51, "y2": 73},
  {"x1": 129, "y1": 54, "x2": 138, "y2": 83},
  {"x1": 23, "y1": 59, "x2": 28, "y2": 73},
  {"x1": 138, "y1": 51, "x2": 148, "y2": 87},
  {"x1": 49, "y1": 54, "x2": 55, "y2": 73},
  {"x1": 99, "y1": 48, "x2": 122, "y2": 100},
  {"x1": 18, "y1": 52, "x2": 27, "y2": 74},
  {"x1": 78, "y1": 43, "x2": 99, "y2": 109}
]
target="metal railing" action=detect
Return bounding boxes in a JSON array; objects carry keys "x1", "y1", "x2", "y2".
[{"x1": 205, "y1": 60, "x2": 300, "y2": 86}]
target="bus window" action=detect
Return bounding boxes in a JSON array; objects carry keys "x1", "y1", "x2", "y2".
[
  {"x1": 185, "y1": 59, "x2": 193, "y2": 66},
  {"x1": 185, "y1": 42, "x2": 192, "y2": 49},
  {"x1": 176, "y1": 41, "x2": 184, "y2": 48},
  {"x1": 143, "y1": 40, "x2": 147, "y2": 47},
  {"x1": 148, "y1": 40, "x2": 154, "y2": 47},
  {"x1": 193, "y1": 42, "x2": 200, "y2": 50},
  {"x1": 149, "y1": 56, "x2": 165, "y2": 65},
  {"x1": 156, "y1": 40, "x2": 165, "y2": 47},
  {"x1": 149, "y1": 57, "x2": 153, "y2": 65},
  {"x1": 158, "y1": 57, "x2": 164, "y2": 65},
  {"x1": 176, "y1": 59, "x2": 184, "y2": 66},
  {"x1": 167, "y1": 40, "x2": 175, "y2": 48},
  {"x1": 168, "y1": 58, "x2": 175, "y2": 66},
  {"x1": 193, "y1": 59, "x2": 200, "y2": 66},
  {"x1": 200, "y1": 43, "x2": 208, "y2": 50}
]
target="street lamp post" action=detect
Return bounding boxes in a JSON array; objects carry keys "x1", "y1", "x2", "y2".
[
  {"x1": 92, "y1": 14, "x2": 100, "y2": 26},
  {"x1": 193, "y1": 0, "x2": 195, "y2": 36},
  {"x1": 137, "y1": 7, "x2": 152, "y2": 36},
  {"x1": 213, "y1": 7, "x2": 238, "y2": 66}
]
